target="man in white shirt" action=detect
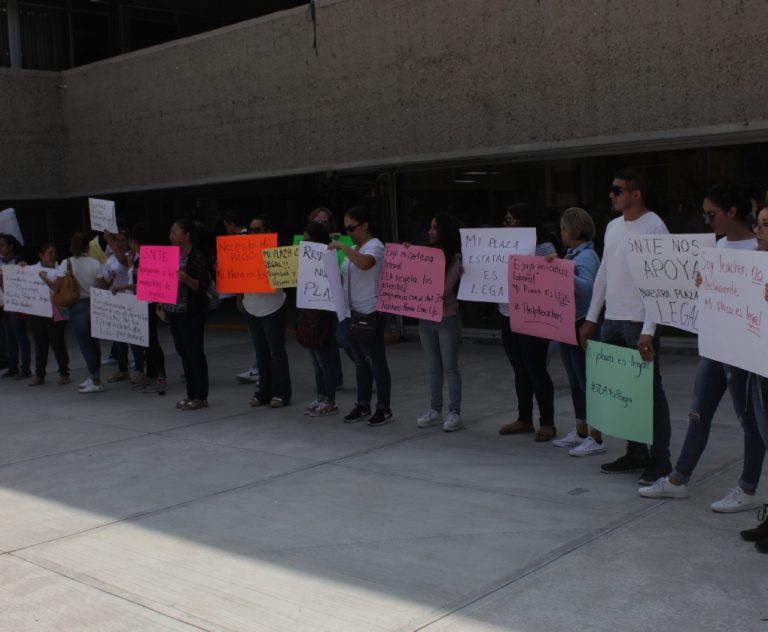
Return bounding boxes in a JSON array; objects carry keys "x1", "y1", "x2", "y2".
[{"x1": 580, "y1": 170, "x2": 672, "y2": 484}]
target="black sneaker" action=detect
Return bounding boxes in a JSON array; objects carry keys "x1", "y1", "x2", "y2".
[
  {"x1": 601, "y1": 452, "x2": 649, "y2": 474},
  {"x1": 367, "y1": 408, "x2": 394, "y2": 426},
  {"x1": 756, "y1": 538, "x2": 768, "y2": 554},
  {"x1": 637, "y1": 458, "x2": 673, "y2": 485},
  {"x1": 344, "y1": 405, "x2": 372, "y2": 423},
  {"x1": 741, "y1": 505, "x2": 768, "y2": 542}
]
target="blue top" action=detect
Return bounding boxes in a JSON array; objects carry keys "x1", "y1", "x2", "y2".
[{"x1": 565, "y1": 241, "x2": 600, "y2": 319}]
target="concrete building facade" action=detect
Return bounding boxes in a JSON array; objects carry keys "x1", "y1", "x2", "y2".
[{"x1": 2, "y1": 0, "x2": 768, "y2": 201}]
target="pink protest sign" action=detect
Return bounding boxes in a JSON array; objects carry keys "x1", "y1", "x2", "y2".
[
  {"x1": 376, "y1": 243, "x2": 445, "y2": 322},
  {"x1": 136, "y1": 245, "x2": 180, "y2": 304},
  {"x1": 508, "y1": 256, "x2": 577, "y2": 345}
]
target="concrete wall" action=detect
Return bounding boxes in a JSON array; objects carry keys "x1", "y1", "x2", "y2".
[
  {"x1": 4, "y1": 0, "x2": 768, "y2": 199},
  {"x1": 0, "y1": 69, "x2": 64, "y2": 199}
]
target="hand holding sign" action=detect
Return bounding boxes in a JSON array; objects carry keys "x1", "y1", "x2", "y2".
[
  {"x1": 88, "y1": 198, "x2": 117, "y2": 233},
  {"x1": 216, "y1": 233, "x2": 277, "y2": 293},
  {"x1": 376, "y1": 243, "x2": 445, "y2": 322}
]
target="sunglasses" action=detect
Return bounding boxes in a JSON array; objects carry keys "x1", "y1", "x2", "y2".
[
  {"x1": 343, "y1": 222, "x2": 362, "y2": 234},
  {"x1": 609, "y1": 185, "x2": 628, "y2": 196}
]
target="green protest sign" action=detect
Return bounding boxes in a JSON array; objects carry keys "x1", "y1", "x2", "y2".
[{"x1": 586, "y1": 340, "x2": 653, "y2": 444}]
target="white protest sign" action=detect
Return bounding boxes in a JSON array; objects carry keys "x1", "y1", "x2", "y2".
[
  {"x1": 626, "y1": 233, "x2": 716, "y2": 334},
  {"x1": 90, "y1": 288, "x2": 148, "y2": 347},
  {"x1": 458, "y1": 228, "x2": 536, "y2": 302},
  {"x1": 296, "y1": 241, "x2": 346, "y2": 320},
  {"x1": 2, "y1": 265, "x2": 52, "y2": 317},
  {"x1": 697, "y1": 247, "x2": 768, "y2": 377},
  {"x1": 0, "y1": 208, "x2": 24, "y2": 245},
  {"x1": 88, "y1": 198, "x2": 117, "y2": 233}
]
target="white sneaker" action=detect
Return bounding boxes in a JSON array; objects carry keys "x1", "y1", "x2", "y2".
[
  {"x1": 553, "y1": 429, "x2": 585, "y2": 448},
  {"x1": 443, "y1": 411, "x2": 464, "y2": 432},
  {"x1": 304, "y1": 398, "x2": 323, "y2": 415},
  {"x1": 710, "y1": 487, "x2": 761, "y2": 513},
  {"x1": 569, "y1": 436, "x2": 607, "y2": 457},
  {"x1": 78, "y1": 377, "x2": 91, "y2": 389},
  {"x1": 236, "y1": 369, "x2": 260, "y2": 384},
  {"x1": 78, "y1": 378, "x2": 105, "y2": 394},
  {"x1": 638, "y1": 476, "x2": 689, "y2": 498},
  {"x1": 416, "y1": 409, "x2": 442, "y2": 428}
]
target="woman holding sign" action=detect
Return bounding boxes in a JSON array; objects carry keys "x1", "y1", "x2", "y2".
[
  {"x1": 30, "y1": 243, "x2": 70, "y2": 385},
  {"x1": 415, "y1": 212, "x2": 464, "y2": 432},
  {"x1": 640, "y1": 185, "x2": 765, "y2": 512},
  {"x1": 742, "y1": 204, "x2": 768, "y2": 551},
  {"x1": 164, "y1": 219, "x2": 211, "y2": 411},
  {"x1": 0, "y1": 233, "x2": 32, "y2": 380},
  {"x1": 53, "y1": 232, "x2": 105, "y2": 393},
  {"x1": 548, "y1": 208, "x2": 604, "y2": 455},
  {"x1": 331, "y1": 207, "x2": 394, "y2": 426},
  {"x1": 497, "y1": 204, "x2": 558, "y2": 442}
]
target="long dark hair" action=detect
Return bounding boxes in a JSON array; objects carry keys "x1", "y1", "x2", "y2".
[
  {"x1": 705, "y1": 184, "x2": 752, "y2": 224},
  {"x1": 173, "y1": 217, "x2": 199, "y2": 245},
  {"x1": 432, "y1": 211, "x2": 461, "y2": 270}
]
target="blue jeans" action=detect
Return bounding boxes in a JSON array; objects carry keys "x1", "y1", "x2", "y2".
[
  {"x1": 419, "y1": 314, "x2": 462, "y2": 413},
  {"x1": 2, "y1": 310, "x2": 31, "y2": 373},
  {"x1": 68, "y1": 298, "x2": 101, "y2": 378},
  {"x1": 560, "y1": 319, "x2": 588, "y2": 421},
  {"x1": 248, "y1": 303, "x2": 291, "y2": 404},
  {"x1": 310, "y1": 334, "x2": 338, "y2": 402},
  {"x1": 750, "y1": 374, "x2": 768, "y2": 450},
  {"x1": 337, "y1": 315, "x2": 391, "y2": 409},
  {"x1": 672, "y1": 359, "x2": 764, "y2": 492},
  {"x1": 500, "y1": 317, "x2": 554, "y2": 425},
  {"x1": 599, "y1": 319, "x2": 671, "y2": 461},
  {"x1": 168, "y1": 311, "x2": 208, "y2": 400}
]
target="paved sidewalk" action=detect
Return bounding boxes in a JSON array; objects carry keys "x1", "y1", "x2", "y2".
[{"x1": 0, "y1": 323, "x2": 765, "y2": 631}]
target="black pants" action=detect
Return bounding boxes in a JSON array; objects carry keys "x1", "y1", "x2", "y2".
[
  {"x1": 144, "y1": 305, "x2": 166, "y2": 379},
  {"x1": 168, "y1": 311, "x2": 208, "y2": 400},
  {"x1": 28, "y1": 315, "x2": 69, "y2": 378},
  {"x1": 500, "y1": 316, "x2": 554, "y2": 425}
]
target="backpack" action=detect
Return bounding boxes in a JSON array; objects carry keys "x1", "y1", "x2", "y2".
[{"x1": 296, "y1": 309, "x2": 334, "y2": 349}]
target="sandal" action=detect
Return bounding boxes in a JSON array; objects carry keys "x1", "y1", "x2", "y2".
[
  {"x1": 499, "y1": 420, "x2": 534, "y2": 435},
  {"x1": 533, "y1": 426, "x2": 557, "y2": 442}
]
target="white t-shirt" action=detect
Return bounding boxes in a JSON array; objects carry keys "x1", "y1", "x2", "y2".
[
  {"x1": 242, "y1": 289, "x2": 286, "y2": 317},
  {"x1": 716, "y1": 236, "x2": 757, "y2": 250},
  {"x1": 586, "y1": 211, "x2": 668, "y2": 335},
  {"x1": 101, "y1": 254, "x2": 132, "y2": 292},
  {"x1": 29, "y1": 261, "x2": 60, "y2": 282},
  {"x1": 59, "y1": 256, "x2": 103, "y2": 298},
  {"x1": 341, "y1": 238, "x2": 385, "y2": 314}
]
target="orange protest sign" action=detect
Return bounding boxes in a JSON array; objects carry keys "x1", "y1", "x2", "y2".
[{"x1": 216, "y1": 233, "x2": 277, "y2": 293}]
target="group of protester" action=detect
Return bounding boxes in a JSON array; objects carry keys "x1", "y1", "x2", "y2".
[{"x1": 1, "y1": 169, "x2": 768, "y2": 554}]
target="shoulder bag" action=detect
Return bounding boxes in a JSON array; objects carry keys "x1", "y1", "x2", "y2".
[{"x1": 52, "y1": 259, "x2": 81, "y2": 308}]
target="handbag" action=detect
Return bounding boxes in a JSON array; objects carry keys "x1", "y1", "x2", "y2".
[
  {"x1": 296, "y1": 309, "x2": 334, "y2": 349},
  {"x1": 348, "y1": 310, "x2": 379, "y2": 343},
  {"x1": 346, "y1": 264, "x2": 379, "y2": 343},
  {"x1": 52, "y1": 259, "x2": 81, "y2": 308}
]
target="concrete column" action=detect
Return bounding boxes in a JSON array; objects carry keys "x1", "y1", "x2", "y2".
[{"x1": 7, "y1": 0, "x2": 22, "y2": 68}]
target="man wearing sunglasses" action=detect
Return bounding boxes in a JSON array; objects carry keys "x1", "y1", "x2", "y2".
[{"x1": 579, "y1": 170, "x2": 672, "y2": 484}]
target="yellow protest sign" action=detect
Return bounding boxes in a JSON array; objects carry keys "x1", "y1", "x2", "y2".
[{"x1": 262, "y1": 245, "x2": 299, "y2": 288}]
